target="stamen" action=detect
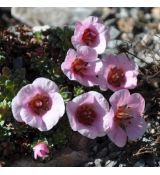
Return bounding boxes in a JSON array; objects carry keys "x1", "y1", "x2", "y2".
[
  {"x1": 76, "y1": 104, "x2": 97, "y2": 126},
  {"x1": 28, "y1": 94, "x2": 51, "y2": 116},
  {"x1": 115, "y1": 105, "x2": 133, "y2": 126},
  {"x1": 82, "y1": 28, "x2": 97, "y2": 46},
  {"x1": 71, "y1": 58, "x2": 88, "y2": 75},
  {"x1": 107, "y1": 67, "x2": 125, "y2": 87}
]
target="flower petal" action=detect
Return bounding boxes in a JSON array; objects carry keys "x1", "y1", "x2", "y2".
[
  {"x1": 66, "y1": 101, "x2": 78, "y2": 131},
  {"x1": 124, "y1": 71, "x2": 138, "y2": 89},
  {"x1": 33, "y1": 77, "x2": 59, "y2": 93},
  {"x1": 16, "y1": 84, "x2": 38, "y2": 105},
  {"x1": 42, "y1": 92, "x2": 65, "y2": 131},
  {"x1": 66, "y1": 91, "x2": 109, "y2": 139},
  {"x1": 83, "y1": 16, "x2": 102, "y2": 24},
  {"x1": 11, "y1": 96, "x2": 23, "y2": 122},
  {"x1": 126, "y1": 117, "x2": 147, "y2": 140},
  {"x1": 107, "y1": 124, "x2": 127, "y2": 147},
  {"x1": 127, "y1": 93, "x2": 145, "y2": 115},
  {"x1": 93, "y1": 32, "x2": 108, "y2": 54},
  {"x1": 77, "y1": 46, "x2": 98, "y2": 62},
  {"x1": 20, "y1": 108, "x2": 44, "y2": 130},
  {"x1": 109, "y1": 89, "x2": 130, "y2": 110}
]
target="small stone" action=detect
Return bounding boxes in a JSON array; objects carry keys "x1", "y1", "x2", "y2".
[
  {"x1": 109, "y1": 26, "x2": 120, "y2": 40},
  {"x1": 109, "y1": 151, "x2": 121, "y2": 159},
  {"x1": 130, "y1": 8, "x2": 140, "y2": 20},
  {"x1": 97, "y1": 147, "x2": 108, "y2": 158},
  {"x1": 150, "y1": 129, "x2": 155, "y2": 134},
  {"x1": 92, "y1": 145, "x2": 98, "y2": 153},
  {"x1": 144, "y1": 56, "x2": 154, "y2": 64},
  {"x1": 32, "y1": 25, "x2": 50, "y2": 32},
  {"x1": 134, "y1": 160, "x2": 145, "y2": 167},
  {"x1": 142, "y1": 137, "x2": 150, "y2": 143},
  {"x1": 121, "y1": 32, "x2": 133, "y2": 41},
  {"x1": 117, "y1": 18, "x2": 135, "y2": 33},
  {"x1": 101, "y1": 7, "x2": 112, "y2": 19},
  {"x1": 105, "y1": 160, "x2": 117, "y2": 167},
  {"x1": 145, "y1": 158, "x2": 157, "y2": 166},
  {"x1": 155, "y1": 122, "x2": 159, "y2": 127},
  {"x1": 94, "y1": 159, "x2": 103, "y2": 167},
  {"x1": 147, "y1": 122, "x2": 152, "y2": 129},
  {"x1": 85, "y1": 162, "x2": 95, "y2": 167},
  {"x1": 152, "y1": 8, "x2": 160, "y2": 19},
  {"x1": 119, "y1": 164, "x2": 126, "y2": 167},
  {"x1": 118, "y1": 8, "x2": 129, "y2": 18},
  {"x1": 70, "y1": 133, "x2": 90, "y2": 151},
  {"x1": 108, "y1": 142, "x2": 120, "y2": 152},
  {"x1": 141, "y1": 34, "x2": 152, "y2": 47}
]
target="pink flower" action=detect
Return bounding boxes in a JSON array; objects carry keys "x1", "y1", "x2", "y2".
[
  {"x1": 66, "y1": 91, "x2": 109, "y2": 139},
  {"x1": 104, "y1": 89, "x2": 147, "y2": 147},
  {"x1": 61, "y1": 46, "x2": 102, "y2": 87},
  {"x1": 12, "y1": 77, "x2": 65, "y2": 131},
  {"x1": 33, "y1": 143, "x2": 49, "y2": 159},
  {"x1": 71, "y1": 16, "x2": 110, "y2": 54},
  {"x1": 98, "y1": 54, "x2": 138, "y2": 92}
]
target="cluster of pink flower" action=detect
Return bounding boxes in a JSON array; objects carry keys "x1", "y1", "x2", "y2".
[{"x1": 11, "y1": 16, "x2": 147, "y2": 159}]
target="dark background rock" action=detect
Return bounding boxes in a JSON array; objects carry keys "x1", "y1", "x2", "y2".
[{"x1": 12, "y1": 148, "x2": 89, "y2": 167}]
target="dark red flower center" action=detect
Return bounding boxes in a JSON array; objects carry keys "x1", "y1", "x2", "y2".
[
  {"x1": 75, "y1": 104, "x2": 97, "y2": 126},
  {"x1": 82, "y1": 28, "x2": 97, "y2": 46},
  {"x1": 28, "y1": 94, "x2": 51, "y2": 116},
  {"x1": 107, "y1": 67, "x2": 125, "y2": 87},
  {"x1": 71, "y1": 58, "x2": 88, "y2": 75}
]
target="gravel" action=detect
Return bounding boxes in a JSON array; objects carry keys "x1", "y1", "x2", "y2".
[
  {"x1": 105, "y1": 160, "x2": 117, "y2": 167},
  {"x1": 134, "y1": 160, "x2": 145, "y2": 167}
]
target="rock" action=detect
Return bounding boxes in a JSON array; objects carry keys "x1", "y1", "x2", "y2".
[
  {"x1": 32, "y1": 25, "x2": 50, "y2": 32},
  {"x1": 11, "y1": 7, "x2": 97, "y2": 27},
  {"x1": 12, "y1": 148, "x2": 89, "y2": 167},
  {"x1": 105, "y1": 160, "x2": 117, "y2": 167},
  {"x1": 134, "y1": 160, "x2": 145, "y2": 167},
  {"x1": 119, "y1": 164, "x2": 126, "y2": 167},
  {"x1": 145, "y1": 158, "x2": 157, "y2": 166},
  {"x1": 109, "y1": 26, "x2": 120, "y2": 40},
  {"x1": 150, "y1": 129, "x2": 155, "y2": 134},
  {"x1": 94, "y1": 159, "x2": 103, "y2": 167},
  {"x1": 96, "y1": 147, "x2": 108, "y2": 158},
  {"x1": 155, "y1": 122, "x2": 159, "y2": 127},
  {"x1": 152, "y1": 8, "x2": 160, "y2": 19},
  {"x1": 105, "y1": 18, "x2": 116, "y2": 26},
  {"x1": 101, "y1": 8, "x2": 112, "y2": 20},
  {"x1": 117, "y1": 18, "x2": 135, "y2": 33},
  {"x1": 118, "y1": 8, "x2": 129, "y2": 18},
  {"x1": 140, "y1": 34, "x2": 153, "y2": 47},
  {"x1": 142, "y1": 137, "x2": 151, "y2": 143},
  {"x1": 108, "y1": 142, "x2": 120, "y2": 152},
  {"x1": 92, "y1": 145, "x2": 98, "y2": 153},
  {"x1": 109, "y1": 151, "x2": 121, "y2": 159},
  {"x1": 130, "y1": 8, "x2": 140, "y2": 20},
  {"x1": 70, "y1": 132, "x2": 90, "y2": 151},
  {"x1": 121, "y1": 32, "x2": 133, "y2": 41},
  {"x1": 84, "y1": 162, "x2": 95, "y2": 167},
  {"x1": 143, "y1": 55, "x2": 154, "y2": 64},
  {"x1": 53, "y1": 148, "x2": 89, "y2": 167}
]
